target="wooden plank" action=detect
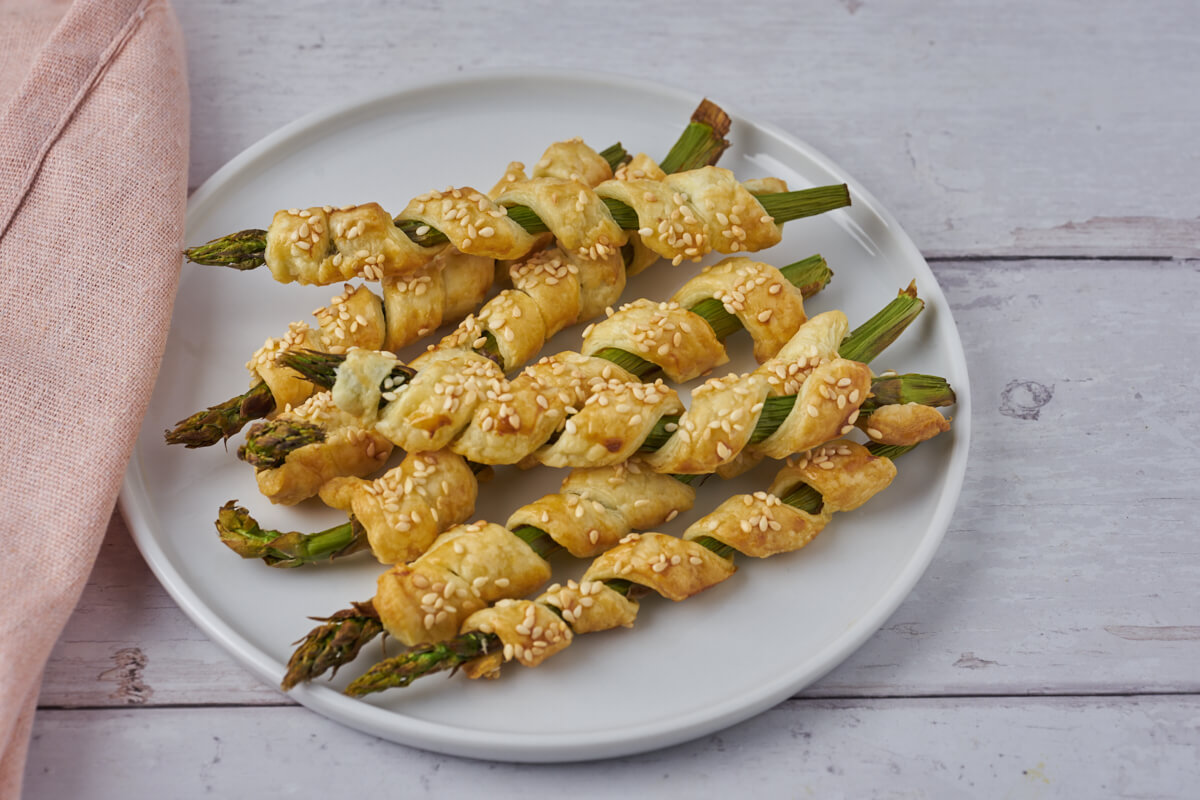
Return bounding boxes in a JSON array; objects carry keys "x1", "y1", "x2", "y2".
[
  {"x1": 39, "y1": 259, "x2": 1200, "y2": 708},
  {"x1": 24, "y1": 696, "x2": 1200, "y2": 796},
  {"x1": 175, "y1": 0, "x2": 1200, "y2": 258}
]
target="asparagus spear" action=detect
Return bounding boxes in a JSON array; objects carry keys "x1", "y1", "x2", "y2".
[
  {"x1": 217, "y1": 501, "x2": 371, "y2": 566},
  {"x1": 283, "y1": 601, "x2": 385, "y2": 689},
  {"x1": 189, "y1": 100, "x2": 730, "y2": 269},
  {"x1": 167, "y1": 105, "x2": 734, "y2": 449},
  {"x1": 260, "y1": 281, "x2": 941, "y2": 470},
  {"x1": 276, "y1": 300, "x2": 951, "y2": 687},
  {"x1": 341, "y1": 441, "x2": 917, "y2": 696},
  {"x1": 164, "y1": 381, "x2": 276, "y2": 448},
  {"x1": 225, "y1": 369, "x2": 947, "y2": 571},
  {"x1": 186, "y1": 185, "x2": 850, "y2": 271}
]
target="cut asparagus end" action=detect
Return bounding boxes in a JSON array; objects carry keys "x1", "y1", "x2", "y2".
[
  {"x1": 238, "y1": 419, "x2": 327, "y2": 469},
  {"x1": 864, "y1": 373, "x2": 957, "y2": 410},
  {"x1": 758, "y1": 183, "x2": 850, "y2": 224},
  {"x1": 184, "y1": 229, "x2": 268, "y2": 270},
  {"x1": 215, "y1": 501, "x2": 370, "y2": 568},
  {"x1": 659, "y1": 98, "x2": 732, "y2": 173},
  {"x1": 282, "y1": 600, "x2": 384, "y2": 691},
  {"x1": 164, "y1": 381, "x2": 276, "y2": 447},
  {"x1": 838, "y1": 281, "x2": 923, "y2": 364}
]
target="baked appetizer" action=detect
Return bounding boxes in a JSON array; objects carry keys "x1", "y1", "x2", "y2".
[
  {"x1": 167, "y1": 106, "x2": 850, "y2": 448},
  {"x1": 314, "y1": 439, "x2": 940, "y2": 695},
  {"x1": 276, "y1": 319, "x2": 954, "y2": 687},
  {"x1": 318, "y1": 285, "x2": 934, "y2": 472},
  {"x1": 240, "y1": 253, "x2": 833, "y2": 496}
]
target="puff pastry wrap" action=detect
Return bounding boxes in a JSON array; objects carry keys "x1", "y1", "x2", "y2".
[
  {"x1": 457, "y1": 439, "x2": 901, "y2": 678},
  {"x1": 261, "y1": 163, "x2": 783, "y2": 317},
  {"x1": 371, "y1": 458, "x2": 694, "y2": 646},
  {"x1": 317, "y1": 450, "x2": 480, "y2": 565},
  {"x1": 246, "y1": 283, "x2": 387, "y2": 412},
  {"x1": 252, "y1": 391, "x2": 394, "y2": 506},
  {"x1": 331, "y1": 256, "x2": 813, "y2": 463},
  {"x1": 337, "y1": 309, "x2": 871, "y2": 476}
]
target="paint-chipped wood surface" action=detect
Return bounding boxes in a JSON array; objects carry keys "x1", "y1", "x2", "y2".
[{"x1": 26, "y1": 0, "x2": 1200, "y2": 796}]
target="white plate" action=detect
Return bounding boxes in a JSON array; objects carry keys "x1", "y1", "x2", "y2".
[{"x1": 122, "y1": 71, "x2": 970, "y2": 762}]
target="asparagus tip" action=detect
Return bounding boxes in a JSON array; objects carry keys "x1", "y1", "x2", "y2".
[
  {"x1": 282, "y1": 601, "x2": 384, "y2": 691},
  {"x1": 239, "y1": 419, "x2": 327, "y2": 469},
  {"x1": 163, "y1": 383, "x2": 276, "y2": 448},
  {"x1": 184, "y1": 229, "x2": 268, "y2": 271}
]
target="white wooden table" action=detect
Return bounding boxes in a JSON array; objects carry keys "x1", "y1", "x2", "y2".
[{"x1": 25, "y1": 1, "x2": 1200, "y2": 796}]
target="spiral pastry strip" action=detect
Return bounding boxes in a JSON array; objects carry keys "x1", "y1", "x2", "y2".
[
  {"x1": 245, "y1": 284, "x2": 387, "y2": 412},
  {"x1": 252, "y1": 392, "x2": 393, "y2": 506},
  {"x1": 262, "y1": 164, "x2": 782, "y2": 289},
  {"x1": 859, "y1": 400, "x2": 952, "y2": 445},
  {"x1": 369, "y1": 459, "x2": 693, "y2": 647},
  {"x1": 380, "y1": 138, "x2": 620, "y2": 349},
  {"x1": 440, "y1": 311, "x2": 871, "y2": 472},
  {"x1": 683, "y1": 440, "x2": 897, "y2": 556},
  {"x1": 330, "y1": 258, "x2": 818, "y2": 467},
  {"x1": 317, "y1": 450, "x2": 479, "y2": 565},
  {"x1": 455, "y1": 441, "x2": 902, "y2": 681}
]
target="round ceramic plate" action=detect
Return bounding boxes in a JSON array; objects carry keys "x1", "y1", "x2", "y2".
[{"x1": 121, "y1": 71, "x2": 970, "y2": 762}]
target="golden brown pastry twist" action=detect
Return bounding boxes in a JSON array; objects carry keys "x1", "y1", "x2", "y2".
[
  {"x1": 330, "y1": 259, "x2": 820, "y2": 467},
  {"x1": 456, "y1": 440, "x2": 903, "y2": 680},
  {"x1": 262, "y1": 164, "x2": 781, "y2": 287},
  {"x1": 317, "y1": 450, "x2": 479, "y2": 565},
  {"x1": 369, "y1": 460, "x2": 692, "y2": 647},
  {"x1": 682, "y1": 440, "x2": 897, "y2": 556}
]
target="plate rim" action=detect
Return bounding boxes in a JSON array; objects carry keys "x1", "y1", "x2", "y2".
[{"x1": 121, "y1": 67, "x2": 971, "y2": 762}]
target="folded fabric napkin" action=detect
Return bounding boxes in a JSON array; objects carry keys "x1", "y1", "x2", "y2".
[{"x1": 0, "y1": 1, "x2": 188, "y2": 796}]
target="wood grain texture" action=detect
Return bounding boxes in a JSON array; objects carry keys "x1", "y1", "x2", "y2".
[
  {"x1": 25, "y1": 697, "x2": 1200, "y2": 798},
  {"x1": 26, "y1": 0, "x2": 1200, "y2": 793},
  {"x1": 176, "y1": 0, "x2": 1200, "y2": 259}
]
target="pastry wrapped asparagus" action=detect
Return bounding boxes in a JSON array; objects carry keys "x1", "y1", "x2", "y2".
[
  {"x1": 241, "y1": 253, "x2": 834, "y2": 505},
  {"x1": 275, "y1": 307, "x2": 953, "y2": 687},
  {"x1": 184, "y1": 97, "x2": 844, "y2": 288},
  {"x1": 296, "y1": 283, "x2": 941, "y2": 475},
  {"x1": 343, "y1": 439, "x2": 921, "y2": 694},
  {"x1": 168, "y1": 105, "x2": 849, "y2": 447}
]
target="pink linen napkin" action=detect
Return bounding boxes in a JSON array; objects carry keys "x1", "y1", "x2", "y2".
[{"x1": 0, "y1": 0, "x2": 188, "y2": 795}]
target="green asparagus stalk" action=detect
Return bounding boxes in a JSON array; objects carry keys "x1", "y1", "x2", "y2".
[
  {"x1": 186, "y1": 184, "x2": 849, "y2": 270},
  {"x1": 342, "y1": 440, "x2": 917, "y2": 696},
  {"x1": 216, "y1": 502, "x2": 371, "y2": 567},
  {"x1": 163, "y1": 381, "x2": 276, "y2": 448}
]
